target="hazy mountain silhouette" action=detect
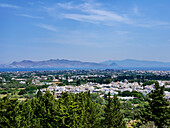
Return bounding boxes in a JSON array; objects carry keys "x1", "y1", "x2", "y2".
[
  {"x1": 101, "y1": 59, "x2": 170, "y2": 67},
  {"x1": 2, "y1": 59, "x2": 110, "y2": 68}
]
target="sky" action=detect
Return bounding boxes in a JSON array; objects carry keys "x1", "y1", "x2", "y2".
[{"x1": 0, "y1": 0, "x2": 170, "y2": 64}]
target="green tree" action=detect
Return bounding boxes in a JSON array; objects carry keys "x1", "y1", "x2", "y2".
[
  {"x1": 103, "y1": 78, "x2": 111, "y2": 84},
  {"x1": 104, "y1": 92, "x2": 125, "y2": 128},
  {"x1": 0, "y1": 96, "x2": 22, "y2": 128},
  {"x1": 121, "y1": 91, "x2": 132, "y2": 97},
  {"x1": 149, "y1": 82, "x2": 169, "y2": 128},
  {"x1": 19, "y1": 100, "x2": 37, "y2": 128},
  {"x1": 83, "y1": 91, "x2": 101, "y2": 128},
  {"x1": 76, "y1": 79, "x2": 81, "y2": 86},
  {"x1": 139, "y1": 121, "x2": 157, "y2": 128},
  {"x1": 139, "y1": 82, "x2": 170, "y2": 128},
  {"x1": 131, "y1": 91, "x2": 143, "y2": 98},
  {"x1": 18, "y1": 89, "x2": 27, "y2": 95},
  {"x1": 35, "y1": 91, "x2": 58, "y2": 128},
  {"x1": 143, "y1": 81, "x2": 156, "y2": 86},
  {"x1": 56, "y1": 92, "x2": 82, "y2": 128}
]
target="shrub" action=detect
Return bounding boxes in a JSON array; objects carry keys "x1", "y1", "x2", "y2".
[
  {"x1": 0, "y1": 91, "x2": 7, "y2": 94},
  {"x1": 18, "y1": 90, "x2": 27, "y2": 95}
]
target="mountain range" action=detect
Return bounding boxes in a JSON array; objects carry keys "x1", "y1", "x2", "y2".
[
  {"x1": 0, "y1": 59, "x2": 170, "y2": 68},
  {"x1": 101, "y1": 59, "x2": 170, "y2": 67},
  {"x1": 0, "y1": 59, "x2": 109, "y2": 68}
]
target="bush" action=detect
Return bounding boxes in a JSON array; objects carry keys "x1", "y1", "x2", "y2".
[
  {"x1": 57, "y1": 83, "x2": 65, "y2": 86},
  {"x1": 139, "y1": 121, "x2": 157, "y2": 128},
  {"x1": 8, "y1": 90, "x2": 13, "y2": 93},
  {"x1": 42, "y1": 85, "x2": 49, "y2": 88},
  {"x1": 131, "y1": 91, "x2": 143, "y2": 98},
  {"x1": 18, "y1": 90, "x2": 27, "y2": 95},
  {"x1": 25, "y1": 86, "x2": 37, "y2": 91},
  {"x1": 130, "y1": 98, "x2": 141, "y2": 104},
  {"x1": 37, "y1": 86, "x2": 42, "y2": 89},
  {"x1": 122, "y1": 91, "x2": 132, "y2": 97},
  {"x1": 165, "y1": 88, "x2": 170, "y2": 92},
  {"x1": 143, "y1": 81, "x2": 156, "y2": 86},
  {"x1": 28, "y1": 90, "x2": 35, "y2": 94},
  {"x1": 0, "y1": 91, "x2": 7, "y2": 94}
]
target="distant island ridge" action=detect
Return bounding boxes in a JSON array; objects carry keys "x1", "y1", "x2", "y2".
[{"x1": 0, "y1": 59, "x2": 170, "y2": 69}]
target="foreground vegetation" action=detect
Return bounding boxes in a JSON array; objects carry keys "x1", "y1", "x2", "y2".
[{"x1": 0, "y1": 82, "x2": 169, "y2": 128}]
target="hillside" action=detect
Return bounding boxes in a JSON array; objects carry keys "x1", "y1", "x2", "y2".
[{"x1": 2, "y1": 59, "x2": 110, "y2": 68}]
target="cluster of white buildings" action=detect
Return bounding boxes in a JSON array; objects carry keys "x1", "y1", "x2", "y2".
[{"x1": 38, "y1": 80, "x2": 170, "y2": 100}]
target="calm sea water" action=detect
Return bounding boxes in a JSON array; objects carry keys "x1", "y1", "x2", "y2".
[{"x1": 0, "y1": 67, "x2": 170, "y2": 72}]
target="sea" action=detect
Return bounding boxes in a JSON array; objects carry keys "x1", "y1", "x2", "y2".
[{"x1": 0, "y1": 67, "x2": 170, "y2": 72}]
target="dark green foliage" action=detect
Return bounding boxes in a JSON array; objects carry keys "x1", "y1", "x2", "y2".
[
  {"x1": 0, "y1": 91, "x2": 103, "y2": 128},
  {"x1": 87, "y1": 77, "x2": 112, "y2": 84},
  {"x1": 0, "y1": 91, "x2": 7, "y2": 94},
  {"x1": 0, "y1": 96, "x2": 21, "y2": 128},
  {"x1": 56, "y1": 92, "x2": 82, "y2": 127},
  {"x1": 18, "y1": 89, "x2": 27, "y2": 95},
  {"x1": 119, "y1": 90, "x2": 143, "y2": 98},
  {"x1": 0, "y1": 87, "x2": 169, "y2": 128},
  {"x1": 58, "y1": 83, "x2": 65, "y2": 86},
  {"x1": 121, "y1": 100, "x2": 133, "y2": 120},
  {"x1": 148, "y1": 82, "x2": 170, "y2": 128},
  {"x1": 103, "y1": 92, "x2": 125, "y2": 128},
  {"x1": 131, "y1": 91, "x2": 143, "y2": 98},
  {"x1": 76, "y1": 79, "x2": 81, "y2": 86},
  {"x1": 90, "y1": 93, "x2": 105, "y2": 105},
  {"x1": 25, "y1": 86, "x2": 37, "y2": 91},
  {"x1": 139, "y1": 82, "x2": 170, "y2": 128},
  {"x1": 165, "y1": 87, "x2": 170, "y2": 92},
  {"x1": 103, "y1": 78, "x2": 111, "y2": 84},
  {"x1": 19, "y1": 99, "x2": 38, "y2": 127},
  {"x1": 81, "y1": 91, "x2": 101, "y2": 128},
  {"x1": 121, "y1": 91, "x2": 132, "y2": 97},
  {"x1": 37, "y1": 86, "x2": 43, "y2": 89},
  {"x1": 28, "y1": 90, "x2": 35, "y2": 94},
  {"x1": 42, "y1": 85, "x2": 49, "y2": 88},
  {"x1": 143, "y1": 81, "x2": 156, "y2": 86},
  {"x1": 36, "y1": 91, "x2": 58, "y2": 127},
  {"x1": 130, "y1": 98, "x2": 142, "y2": 104},
  {"x1": 37, "y1": 89, "x2": 42, "y2": 98}
]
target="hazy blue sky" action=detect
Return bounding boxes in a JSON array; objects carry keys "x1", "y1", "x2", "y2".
[{"x1": 0, "y1": 0, "x2": 170, "y2": 64}]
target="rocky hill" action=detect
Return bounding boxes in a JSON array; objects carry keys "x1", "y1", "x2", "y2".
[{"x1": 2, "y1": 59, "x2": 112, "y2": 68}]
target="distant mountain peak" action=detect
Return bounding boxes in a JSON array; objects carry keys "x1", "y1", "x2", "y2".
[{"x1": 21, "y1": 60, "x2": 33, "y2": 62}]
